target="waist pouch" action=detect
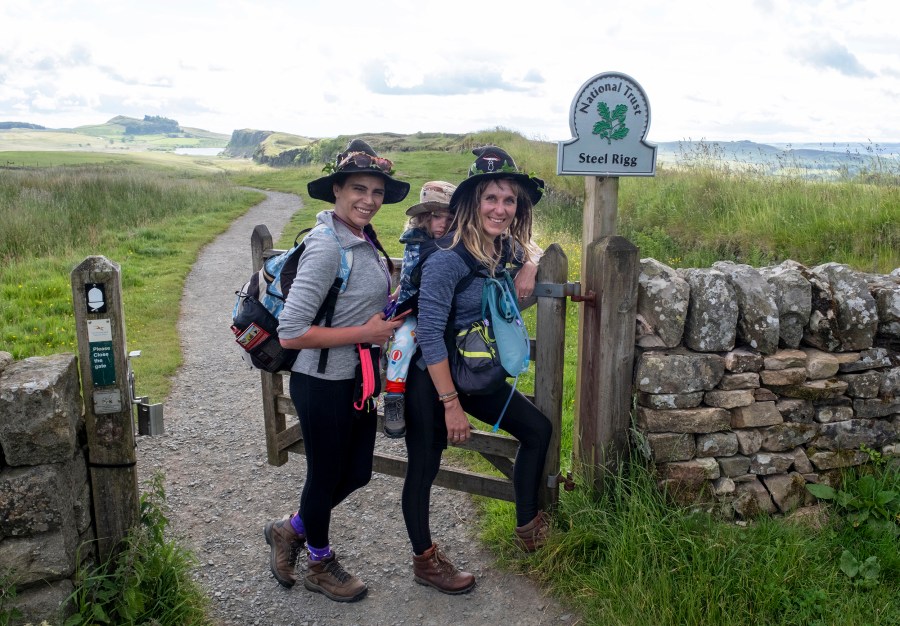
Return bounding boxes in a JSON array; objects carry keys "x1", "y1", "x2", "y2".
[
  {"x1": 354, "y1": 343, "x2": 382, "y2": 412},
  {"x1": 231, "y1": 296, "x2": 298, "y2": 373}
]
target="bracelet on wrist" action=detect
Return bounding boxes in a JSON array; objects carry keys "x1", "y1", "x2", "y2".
[{"x1": 438, "y1": 390, "x2": 459, "y2": 403}]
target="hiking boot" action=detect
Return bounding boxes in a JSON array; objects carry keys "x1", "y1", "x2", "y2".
[
  {"x1": 264, "y1": 515, "x2": 306, "y2": 588},
  {"x1": 304, "y1": 553, "x2": 367, "y2": 602},
  {"x1": 514, "y1": 511, "x2": 550, "y2": 552},
  {"x1": 382, "y1": 392, "x2": 406, "y2": 438},
  {"x1": 413, "y1": 543, "x2": 475, "y2": 595}
]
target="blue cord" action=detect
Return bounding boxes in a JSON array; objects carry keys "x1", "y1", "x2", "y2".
[{"x1": 492, "y1": 374, "x2": 519, "y2": 433}]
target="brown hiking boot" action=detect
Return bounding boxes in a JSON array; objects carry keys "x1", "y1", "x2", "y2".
[
  {"x1": 304, "y1": 553, "x2": 367, "y2": 602},
  {"x1": 263, "y1": 515, "x2": 306, "y2": 588},
  {"x1": 514, "y1": 511, "x2": 550, "y2": 552},
  {"x1": 413, "y1": 543, "x2": 476, "y2": 595}
]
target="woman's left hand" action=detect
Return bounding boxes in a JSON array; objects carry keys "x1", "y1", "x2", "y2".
[{"x1": 514, "y1": 260, "x2": 538, "y2": 300}]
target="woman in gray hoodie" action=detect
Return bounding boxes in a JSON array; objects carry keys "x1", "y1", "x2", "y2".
[{"x1": 263, "y1": 139, "x2": 409, "y2": 603}]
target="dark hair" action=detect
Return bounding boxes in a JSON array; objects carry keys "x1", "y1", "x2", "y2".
[{"x1": 363, "y1": 223, "x2": 394, "y2": 275}]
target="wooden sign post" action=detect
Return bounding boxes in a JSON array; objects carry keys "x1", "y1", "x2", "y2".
[
  {"x1": 71, "y1": 256, "x2": 139, "y2": 562},
  {"x1": 558, "y1": 72, "x2": 656, "y2": 493}
]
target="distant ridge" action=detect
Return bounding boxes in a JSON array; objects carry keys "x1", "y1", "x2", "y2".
[{"x1": 0, "y1": 122, "x2": 46, "y2": 130}]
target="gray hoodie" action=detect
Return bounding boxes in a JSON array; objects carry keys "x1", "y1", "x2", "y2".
[{"x1": 277, "y1": 210, "x2": 392, "y2": 380}]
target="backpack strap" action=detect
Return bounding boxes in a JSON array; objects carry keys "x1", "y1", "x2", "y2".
[{"x1": 305, "y1": 224, "x2": 354, "y2": 374}]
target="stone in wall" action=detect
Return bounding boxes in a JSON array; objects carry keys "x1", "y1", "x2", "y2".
[
  {"x1": 696, "y1": 432, "x2": 738, "y2": 457},
  {"x1": 718, "y1": 372, "x2": 760, "y2": 390},
  {"x1": 717, "y1": 455, "x2": 751, "y2": 477},
  {"x1": 837, "y1": 370, "x2": 883, "y2": 398},
  {"x1": 0, "y1": 353, "x2": 83, "y2": 466},
  {"x1": 678, "y1": 268, "x2": 738, "y2": 352},
  {"x1": 761, "y1": 472, "x2": 806, "y2": 514},
  {"x1": 637, "y1": 391, "x2": 704, "y2": 409},
  {"x1": 750, "y1": 451, "x2": 795, "y2": 475},
  {"x1": 754, "y1": 388, "x2": 778, "y2": 402},
  {"x1": 801, "y1": 348, "x2": 839, "y2": 379},
  {"x1": 635, "y1": 351, "x2": 726, "y2": 394},
  {"x1": 808, "y1": 449, "x2": 870, "y2": 470},
  {"x1": 804, "y1": 263, "x2": 878, "y2": 352},
  {"x1": 759, "y1": 422, "x2": 818, "y2": 452},
  {"x1": 853, "y1": 398, "x2": 900, "y2": 418},
  {"x1": 768, "y1": 378, "x2": 849, "y2": 401},
  {"x1": 713, "y1": 261, "x2": 780, "y2": 354},
  {"x1": 637, "y1": 407, "x2": 731, "y2": 433},
  {"x1": 646, "y1": 432, "x2": 695, "y2": 462},
  {"x1": 703, "y1": 389, "x2": 754, "y2": 409},
  {"x1": 637, "y1": 258, "x2": 689, "y2": 348},
  {"x1": 864, "y1": 271, "x2": 900, "y2": 349},
  {"x1": 881, "y1": 367, "x2": 900, "y2": 397},
  {"x1": 733, "y1": 479, "x2": 778, "y2": 516},
  {"x1": 759, "y1": 367, "x2": 807, "y2": 386},
  {"x1": 790, "y1": 447, "x2": 815, "y2": 473},
  {"x1": 731, "y1": 401, "x2": 783, "y2": 428},
  {"x1": 759, "y1": 261, "x2": 812, "y2": 349},
  {"x1": 815, "y1": 405, "x2": 853, "y2": 424},
  {"x1": 777, "y1": 398, "x2": 814, "y2": 423},
  {"x1": 5, "y1": 579, "x2": 74, "y2": 626},
  {"x1": 837, "y1": 347, "x2": 892, "y2": 373},
  {"x1": 724, "y1": 348, "x2": 764, "y2": 373},
  {"x1": 811, "y1": 419, "x2": 897, "y2": 451},
  {"x1": 734, "y1": 429, "x2": 763, "y2": 455}
]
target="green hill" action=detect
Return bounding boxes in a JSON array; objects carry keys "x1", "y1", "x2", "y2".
[{"x1": 0, "y1": 116, "x2": 229, "y2": 152}]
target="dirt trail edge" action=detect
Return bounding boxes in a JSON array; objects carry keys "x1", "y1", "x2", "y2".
[{"x1": 136, "y1": 190, "x2": 576, "y2": 626}]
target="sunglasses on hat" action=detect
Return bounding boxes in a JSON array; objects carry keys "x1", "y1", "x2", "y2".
[{"x1": 337, "y1": 151, "x2": 394, "y2": 174}]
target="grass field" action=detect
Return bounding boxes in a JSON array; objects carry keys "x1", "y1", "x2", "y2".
[{"x1": 2, "y1": 134, "x2": 898, "y2": 625}]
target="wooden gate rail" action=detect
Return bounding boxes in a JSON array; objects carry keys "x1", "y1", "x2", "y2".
[{"x1": 251, "y1": 225, "x2": 568, "y2": 509}]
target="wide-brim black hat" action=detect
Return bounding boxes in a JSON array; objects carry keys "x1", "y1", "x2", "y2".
[
  {"x1": 307, "y1": 138, "x2": 410, "y2": 204},
  {"x1": 449, "y1": 145, "x2": 544, "y2": 210}
]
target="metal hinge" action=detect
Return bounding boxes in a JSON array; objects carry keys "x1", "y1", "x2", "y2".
[{"x1": 533, "y1": 282, "x2": 596, "y2": 306}]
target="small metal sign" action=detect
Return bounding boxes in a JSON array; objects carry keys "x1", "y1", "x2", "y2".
[
  {"x1": 558, "y1": 71, "x2": 657, "y2": 176},
  {"x1": 93, "y1": 389, "x2": 123, "y2": 414},
  {"x1": 85, "y1": 282, "x2": 107, "y2": 313}
]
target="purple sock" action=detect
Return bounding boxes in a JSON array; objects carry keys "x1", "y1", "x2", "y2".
[
  {"x1": 290, "y1": 513, "x2": 305, "y2": 536},
  {"x1": 308, "y1": 544, "x2": 332, "y2": 562}
]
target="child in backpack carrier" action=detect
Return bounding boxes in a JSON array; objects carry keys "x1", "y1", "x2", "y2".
[{"x1": 381, "y1": 181, "x2": 456, "y2": 438}]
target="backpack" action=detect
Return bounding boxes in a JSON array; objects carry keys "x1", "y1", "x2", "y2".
[
  {"x1": 393, "y1": 233, "x2": 511, "y2": 319},
  {"x1": 231, "y1": 225, "x2": 352, "y2": 373}
]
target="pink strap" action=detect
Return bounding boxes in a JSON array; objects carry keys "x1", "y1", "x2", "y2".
[{"x1": 354, "y1": 344, "x2": 376, "y2": 411}]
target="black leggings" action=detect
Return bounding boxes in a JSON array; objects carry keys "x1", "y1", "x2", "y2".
[
  {"x1": 290, "y1": 372, "x2": 376, "y2": 549},
  {"x1": 401, "y1": 361, "x2": 552, "y2": 554}
]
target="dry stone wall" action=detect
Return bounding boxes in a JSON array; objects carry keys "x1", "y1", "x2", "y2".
[
  {"x1": 0, "y1": 352, "x2": 93, "y2": 625},
  {"x1": 634, "y1": 260, "x2": 900, "y2": 517}
]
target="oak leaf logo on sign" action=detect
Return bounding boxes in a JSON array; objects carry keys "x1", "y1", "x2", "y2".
[{"x1": 593, "y1": 102, "x2": 629, "y2": 145}]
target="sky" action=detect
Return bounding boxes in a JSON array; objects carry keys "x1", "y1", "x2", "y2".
[{"x1": 1, "y1": 0, "x2": 898, "y2": 145}]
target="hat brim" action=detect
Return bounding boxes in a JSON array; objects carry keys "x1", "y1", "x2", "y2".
[
  {"x1": 405, "y1": 201, "x2": 453, "y2": 217},
  {"x1": 307, "y1": 171, "x2": 411, "y2": 205},
  {"x1": 449, "y1": 172, "x2": 544, "y2": 210}
]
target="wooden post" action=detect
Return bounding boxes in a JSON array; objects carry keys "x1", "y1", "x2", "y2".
[
  {"x1": 71, "y1": 256, "x2": 139, "y2": 562},
  {"x1": 573, "y1": 237, "x2": 638, "y2": 492},
  {"x1": 251, "y1": 225, "x2": 291, "y2": 466},
  {"x1": 533, "y1": 244, "x2": 568, "y2": 510}
]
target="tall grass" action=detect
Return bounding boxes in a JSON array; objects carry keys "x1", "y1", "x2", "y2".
[
  {"x1": 479, "y1": 462, "x2": 899, "y2": 626},
  {"x1": 0, "y1": 162, "x2": 261, "y2": 399}
]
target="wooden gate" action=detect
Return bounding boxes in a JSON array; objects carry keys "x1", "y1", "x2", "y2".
[{"x1": 250, "y1": 225, "x2": 569, "y2": 509}]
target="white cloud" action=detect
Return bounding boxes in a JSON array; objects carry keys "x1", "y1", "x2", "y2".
[{"x1": 0, "y1": 0, "x2": 897, "y2": 142}]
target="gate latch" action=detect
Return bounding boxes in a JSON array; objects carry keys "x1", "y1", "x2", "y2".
[{"x1": 533, "y1": 281, "x2": 596, "y2": 306}]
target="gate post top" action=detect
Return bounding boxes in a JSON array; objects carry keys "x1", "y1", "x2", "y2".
[
  {"x1": 71, "y1": 255, "x2": 120, "y2": 275},
  {"x1": 588, "y1": 235, "x2": 639, "y2": 254},
  {"x1": 251, "y1": 224, "x2": 273, "y2": 247}
]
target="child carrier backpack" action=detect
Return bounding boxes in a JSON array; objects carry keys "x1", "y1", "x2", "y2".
[{"x1": 231, "y1": 225, "x2": 352, "y2": 373}]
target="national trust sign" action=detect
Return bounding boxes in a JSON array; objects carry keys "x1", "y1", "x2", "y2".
[{"x1": 558, "y1": 71, "x2": 657, "y2": 176}]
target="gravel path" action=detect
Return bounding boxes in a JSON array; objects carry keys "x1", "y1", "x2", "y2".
[{"x1": 135, "y1": 190, "x2": 577, "y2": 626}]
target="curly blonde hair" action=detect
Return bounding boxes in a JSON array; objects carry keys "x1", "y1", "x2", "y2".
[{"x1": 449, "y1": 178, "x2": 540, "y2": 275}]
